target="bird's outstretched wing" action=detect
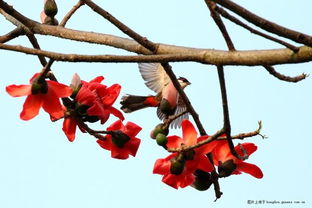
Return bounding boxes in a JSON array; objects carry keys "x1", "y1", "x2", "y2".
[
  {"x1": 157, "y1": 96, "x2": 190, "y2": 128},
  {"x1": 138, "y1": 63, "x2": 170, "y2": 94}
]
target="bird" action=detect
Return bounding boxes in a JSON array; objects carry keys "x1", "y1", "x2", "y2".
[{"x1": 120, "y1": 63, "x2": 191, "y2": 128}]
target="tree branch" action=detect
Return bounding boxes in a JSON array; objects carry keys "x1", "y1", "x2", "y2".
[
  {"x1": 205, "y1": 1, "x2": 235, "y2": 51},
  {"x1": 263, "y1": 65, "x2": 307, "y2": 82},
  {"x1": 213, "y1": 5, "x2": 299, "y2": 52},
  {"x1": 0, "y1": 27, "x2": 25, "y2": 43},
  {"x1": 211, "y1": 0, "x2": 312, "y2": 47},
  {"x1": 1, "y1": 1, "x2": 311, "y2": 66}
]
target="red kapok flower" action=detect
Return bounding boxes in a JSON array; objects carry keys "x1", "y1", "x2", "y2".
[
  {"x1": 75, "y1": 76, "x2": 124, "y2": 124},
  {"x1": 6, "y1": 73, "x2": 72, "y2": 120},
  {"x1": 153, "y1": 120, "x2": 217, "y2": 189},
  {"x1": 211, "y1": 140, "x2": 263, "y2": 179},
  {"x1": 97, "y1": 120, "x2": 141, "y2": 159}
]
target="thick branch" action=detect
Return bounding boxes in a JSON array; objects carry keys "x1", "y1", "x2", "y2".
[
  {"x1": 0, "y1": 27, "x2": 25, "y2": 43},
  {"x1": 0, "y1": 1, "x2": 311, "y2": 66},
  {"x1": 211, "y1": 0, "x2": 312, "y2": 47},
  {"x1": 1, "y1": 1, "x2": 312, "y2": 66}
]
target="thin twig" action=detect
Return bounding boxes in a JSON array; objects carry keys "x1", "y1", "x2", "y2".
[
  {"x1": 59, "y1": 0, "x2": 85, "y2": 27},
  {"x1": 217, "y1": 65, "x2": 246, "y2": 160},
  {"x1": 213, "y1": 5, "x2": 299, "y2": 52},
  {"x1": 207, "y1": 153, "x2": 223, "y2": 201},
  {"x1": 218, "y1": 121, "x2": 266, "y2": 140},
  {"x1": 211, "y1": 0, "x2": 312, "y2": 47},
  {"x1": 263, "y1": 65, "x2": 307, "y2": 82},
  {"x1": 205, "y1": 1, "x2": 235, "y2": 51}
]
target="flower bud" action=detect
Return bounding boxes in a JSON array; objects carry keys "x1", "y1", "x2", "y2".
[
  {"x1": 170, "y1": 156, "x2": 185, "y2": 175},
  {"x1": 218, "y1": 159, "x2": 237, "y2": 178},
  {"x1": 70, "y1": 73, "x2": 82, "y2": 99},
  {"x1": 150, "y1": 123, "x2": 169, "y2": 139},
  {"x1": 156, "y1": 133, "x2": 167, "y2": 147},
  {"x1": 192, "y1": 170, "x2": 212, "y2": 191},
  {"x1": 44, "y1": 0, "x2": 58, "y2": 17},
  {"x1": 111, "y1": 130, "x2": 130, "y2": 148}
]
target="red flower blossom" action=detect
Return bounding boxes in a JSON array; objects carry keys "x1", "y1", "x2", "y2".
[
  {"x1": 76, "y1": 76, "x2": 124, "y2": 123},
  {"x1": 211, "y1": 140, "x2": 263, "y2": 179},
  {"x1": 97, "y1": 120, "x2": 141, "y2": 159},
  {"x1": 153, "y1": 120, "x2": 217, "y2": 189},
  {"x1": 62, "y1": 75, "x2": 125, "y2": 142},
  {"x1": 6, "y1": 73, "x2": 72, "y2": 120}
]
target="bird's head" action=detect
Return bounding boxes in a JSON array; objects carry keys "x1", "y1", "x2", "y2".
[{"x1": 178, "y1": 77, "x2": 191, "y2": 89}]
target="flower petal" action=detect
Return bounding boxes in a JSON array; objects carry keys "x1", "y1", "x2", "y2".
[
  {"x1": 47, "y1": 81, "x2": 72, "y2": 98},
  {"x1": 196, "y1": 154, "x2": 214, "y2": 173},
  {"x1": 6, "y1": 84, "x2": 31, "y2": 97},
  {"x1": 181, "y1": 120, "x2": 198, "y2": 146},
  {"x1": 162, "y1": 173, "x2": 195, "y2": 189},
  {"x1": 235, "y1": 143, "x2": 258, "y2": 157},
  {"x1": 125, "y1": 121, "x2": 142, "y2": 137},
  {"x1": 125, "y1": 137, "x2": 141, "y2": 157},
  {"x1": 153, "y1": 154, "x2": 176, "y2": 175},
  {"x1": 89, "y1": 76, "x2": 104, "y2": 83},
  {"x1": 107, "y1": 120, "x2": 123, "y2": 131},
  {"x1": 20, "y1": 95, "x2": 44, "y2": 120},
  {"x1": 236, "y1": 162, "x2": 263, "y2": 179},
  {"x1": 109, "y1": 107, "x2": 125, "y2": 121},
  {"x1": 212, "y1": 140, "x2": 231, "y2": 164},
  {"x1": 102, "y1": 84, "x2": 121, "y2": 106},
  {"x1": 42, "y1": 89, "x2": 64, "y2": 119},
  {"x1": 62, "y1": 117, "x2": 77, "y2": 142},
  {"x1": 166, "y1": 135, "x2": 183, "y2": 149}
]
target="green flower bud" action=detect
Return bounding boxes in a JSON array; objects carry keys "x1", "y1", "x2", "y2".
[
  {"x1": 170, "y1": 156, "x2": 185, "y2": 175},
  {"x1": 156, "y1": 133, "x2": 167, "y2": 147},
  {"x1": 150, "y1": 123, "x2": 169, "y2": 139},
  {"x1": 192, "y1": 170, "x2": 212, "y2": 191},
  {"x1": 44, "y1": 0, "x2": 58, "y2": 17},
  {"x1": 159, "y1": 98, "x2": 175, "y2": 115},
  {"x1": 111, "y1": 130, "x2": 131, "y2": 148},
  {"x1": 218, "y1": 159, "x2": 237, "y2": 178}
]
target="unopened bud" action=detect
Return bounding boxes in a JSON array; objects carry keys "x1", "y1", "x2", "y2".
[
  {"x1": 70, "y1": 73, "x2": 82, "y2": 99},
  {"x1": 192, "y1": 170, "x2": 212, "y2": 191},
  {"x1": 111, "y1": 130, "x2": 130, "y2": 148},
  {"x1": 44, "y1": 0, "x2": 58, "y2": 17},
  {"x1": 150, "y1": 123, "x2": 169, "y2": 139},
  {"x1": 218, "y1": 159, "x2": 237, "y2": 178},
  {"x1": 156, "y1": 133, "x2": 167, "y2": 147}
]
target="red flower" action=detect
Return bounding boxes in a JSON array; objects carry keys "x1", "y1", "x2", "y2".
[
  {"x1": 97, "y1": 120, "x2": 141, "y2": 159},
  {"x1": 211, "y1": 140, "x2": 263, "y2": 179},
  {"x1": 75, "y1": 76, "x2": 124, "y2": 123},
  {"x1": 153, "y1": 120, "x2": 217, "y2": 189},
  {"x1": 62, "y1": 75, "x2": 125, "y2": 142},
  {"x1": 6, "y1": 73, "x2": 72, "y2": 120},
  {"x1": 62, "y1": 116, "x2": 86, "y2": 142}
]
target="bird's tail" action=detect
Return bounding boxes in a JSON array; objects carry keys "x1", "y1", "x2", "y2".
[{"x1": 120, "y1": 94, "x2": 160, "y2": 113}]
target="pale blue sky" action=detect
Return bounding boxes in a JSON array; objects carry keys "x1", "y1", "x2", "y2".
[{"x1": 0, "y1": 0, "x2": 311, "y2": 207}]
